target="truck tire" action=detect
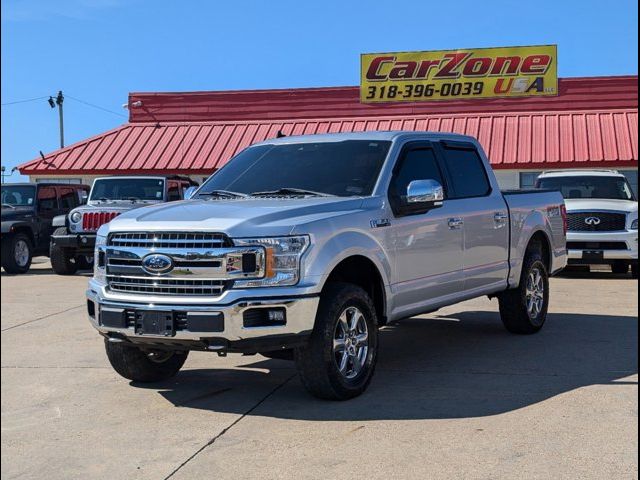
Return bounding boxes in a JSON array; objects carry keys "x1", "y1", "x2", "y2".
[
  {"x1": 50, "y1": 228, "x2": 78, "y2": 276},
  {"x1": 294, "y1": 283, "x2": 378, "y2": 400},
  {"x1": 498, "y1": 244, "x2": 549, "y2": 335},
  {"x1": 2, "y1": 233, "x2": 33, "y2": 274},
  {"x1": 104, "y1": 340, "x2": 189, "y2": 383},
  {"x1": 612, "y1": 261, "x2": 629, "y2": 275}
]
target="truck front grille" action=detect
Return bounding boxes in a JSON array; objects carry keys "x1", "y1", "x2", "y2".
[
  {"x1": 567, "y1": 212, "x2": 627, "y2": 232},
  {"x1": 105, "y1": 231, "x2": 236, "y2": 297},
  {"x1": 108, "y1": 232, "x2": 231, "y2": 249},
  {"x1": 107, "y1": 276, "x2": 229, "y2": 296}
]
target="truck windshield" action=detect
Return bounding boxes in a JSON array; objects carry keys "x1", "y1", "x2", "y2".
[
  {"x1": 90, "y1": 178, "x2": 165, "y2": 201},
  {"x1": 537, "y1": 176, "x2": 636, "y2": 201},
  {"x1": 197, "y1": 140, "x2": 392, "y2": 197},
  {"x1": 1, "y1": 185, "x2": 36, "y2": 207}
]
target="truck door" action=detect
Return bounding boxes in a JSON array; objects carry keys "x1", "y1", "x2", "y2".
[
  {"x1": 387, "y1": 142, "x2": 464, "y2": 315},
  {"x1": 437, "y1": 141, "x2": 510, "y2": 293}
]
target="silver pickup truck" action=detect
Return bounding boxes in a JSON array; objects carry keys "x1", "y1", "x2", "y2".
[{"x1": 87, "y1": 132, "x2": 567, "y2": 400}]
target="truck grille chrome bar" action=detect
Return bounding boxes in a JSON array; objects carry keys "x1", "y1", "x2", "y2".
[
  {"x1": 108, "y1": 232, "x2": 231, "y2": 249},
  {"x1": 107, "y1": 276, "x2": 228, "y2": 296}
]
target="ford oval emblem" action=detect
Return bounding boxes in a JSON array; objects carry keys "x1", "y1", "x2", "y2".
[
  {"x1": 584, "y1": 216, "x2": 601, "y2": 226},
  {"x1": 141, "y1": 253, "x2": 174, "y2": 275}
]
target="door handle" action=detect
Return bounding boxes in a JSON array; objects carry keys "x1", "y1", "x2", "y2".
[
  {"x1": 448, "y1": 218, "x2": 464, "y2": 229},
  {"x1": 494, "y1": 212, "x2": 508, "y2": 222}
]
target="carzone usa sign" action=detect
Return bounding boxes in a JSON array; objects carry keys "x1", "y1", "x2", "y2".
[{"x1": 360, "y1": 45, "x2": 557, "y2": 103}]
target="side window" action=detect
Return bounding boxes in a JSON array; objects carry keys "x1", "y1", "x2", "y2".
[
  {"x1": 37, "y1": 186, "x2": 58, "y2": 211},
  {"x1": 167, "y1": 181, "x2": 181, "y2": 201},
  {"x1": 440, "y1": 144, "x2": 491, "y2": 199},
  {"x1": 59, "y1": 187, "x2": 78, "y2": 209},
  {"x1": 390, "y1": 148, "x2": 444, "y2": 200}
]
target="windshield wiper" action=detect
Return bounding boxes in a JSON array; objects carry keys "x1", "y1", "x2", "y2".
[
  {"x1": 197, "y1": 190, "x2": 248, "y2": 199},
  {"x1": 250, "y1": 187, "x2": 333, "y2": 197}
]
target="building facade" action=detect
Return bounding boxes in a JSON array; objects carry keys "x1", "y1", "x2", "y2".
[{"x1": 19, "y1": 76, "x2": 639, "y2": 194}]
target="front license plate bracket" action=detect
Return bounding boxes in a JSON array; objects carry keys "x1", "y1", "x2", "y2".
[{"x1": 135, "y1": 311, "x2": 174, "y2": 336}]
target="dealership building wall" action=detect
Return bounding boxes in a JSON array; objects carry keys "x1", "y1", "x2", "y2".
[{"x1": 19, "y1": 76, "x2": 639, "y2": 193}]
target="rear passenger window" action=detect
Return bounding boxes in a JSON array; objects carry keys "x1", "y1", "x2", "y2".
[
  {"x1": 59, "y1": 187, "x2": 78, "y2": 209},
  {"x1": 167, "y1": 182, "x2": 181, "y2": 201},
  {"x1": 441, "y1": 145, "x2": 491, "y2": 199},
  {"x1": 391, "y1": 148, "x2": 444, "y2": 199}
]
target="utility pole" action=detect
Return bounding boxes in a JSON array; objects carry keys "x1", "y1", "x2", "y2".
[{"x1": 48, "y1": 91, "x2": 64, "y2": 148}]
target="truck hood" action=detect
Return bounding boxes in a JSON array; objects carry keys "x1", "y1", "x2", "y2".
[
  {"x1": 107, "y1": 197, "x2": 368, "y2": 237},
  {"x1": 564, "y1": 198, "x2": 638, "y2": 214}
]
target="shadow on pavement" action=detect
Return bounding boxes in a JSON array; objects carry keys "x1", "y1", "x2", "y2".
[{"x1": 134, "y1": 311, "x2": 638, "y2": 420}]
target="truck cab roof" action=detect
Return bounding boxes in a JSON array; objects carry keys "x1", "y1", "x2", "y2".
[{"x1": 538, "y1": 169, "x2": 624, "y2": 178}]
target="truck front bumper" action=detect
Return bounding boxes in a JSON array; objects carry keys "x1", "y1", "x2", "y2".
[
  {"x1": 86, "y1": 286, "x2": 319, "y2": 353},
  {"x1": 51, "y1": 232, "x2": 96, "y2": 253},
  {"x1": 566, "y1": 229, "x2": 638, "y2": 265}
]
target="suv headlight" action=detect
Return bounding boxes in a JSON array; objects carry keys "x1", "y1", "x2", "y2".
[
  {"x1": 233, "y1": 236, "x2": 309, "y2": 287},
  {"x1": 631, "y1": 218, "x2": 638, "y2": 230},
  {"x1": 93, "y1": 231, "x2": 107, "y2": 284}
]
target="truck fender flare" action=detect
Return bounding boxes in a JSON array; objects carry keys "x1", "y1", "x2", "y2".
[
  {"x1": 508, "y1": 209, "x2": 554, "y2": 288},
  {"x1": 1, "y1": 220, "x2": 34, "y2": 238},
  {"x1": 306, "y1": 230, "x2": 392, "y2": 293}
]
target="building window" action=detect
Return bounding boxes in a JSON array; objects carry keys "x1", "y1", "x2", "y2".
[
  {"x1": 519, "y1": 171, "x2": 543, "y2": 189},
  {"x1": 36, "y1": 178, "x2": 82, "y2": 184}
]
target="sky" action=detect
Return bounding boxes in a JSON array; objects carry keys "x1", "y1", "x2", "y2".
[{"x1": 1, "y1": 0, "x2": 638, "y2": 182}]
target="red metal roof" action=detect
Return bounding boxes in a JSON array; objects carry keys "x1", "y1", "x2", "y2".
[{"x1": 19, "y1": 76, "x2": 639, "y2": 175}]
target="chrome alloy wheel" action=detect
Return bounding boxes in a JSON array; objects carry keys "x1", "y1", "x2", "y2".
[
  {"x1": 333, "y1": 306, "x2": 369, "y2": 379},
  {"x1": 14, "y1": 240, "x2": 30, "y2": 267},
  {"x1": 525, "y1": 267, "x2": 545, "y2": 320}
]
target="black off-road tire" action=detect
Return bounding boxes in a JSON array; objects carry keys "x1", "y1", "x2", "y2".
[
  {"x1": 612, "y1": 261, "x2": 630, "y2": 275},
  {"x1": 294, "y1": 283, "x2": 378, "y2": 400},
  {"x1": 2, "y1": 233, "x2": 33, "y2": 274},
  {"x1": 50, "y1": 227, "x2": 79, "y2": 275},
  {"x1": 105, "y1": 340, "x2": 189, "y2": 383},
  {"x1": 75, "y1": 255, "x2": 94, "y2": 271},
  {"x1": 498, "y1": 243, "x2": 550, "y2": 335}
]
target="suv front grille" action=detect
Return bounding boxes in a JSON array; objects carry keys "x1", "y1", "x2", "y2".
[
  {"x1": 108, "y1": 232, "x2": 231, "y2": 249},
  {"x1": 567, "y1": 212, "x2": 627, "y2": 232}
]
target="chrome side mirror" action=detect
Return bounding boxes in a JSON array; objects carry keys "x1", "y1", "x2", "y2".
[
  {"x1": 406, "y1": 179, "x2": 444, "y2": 205},
  {"x1": 183, "y1": 186, "x2": 197, "y2": 200}
]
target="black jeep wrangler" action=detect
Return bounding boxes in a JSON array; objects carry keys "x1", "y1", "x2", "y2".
[{"x1": 1, "y1": 183, "x2": 90, "y2": 274}]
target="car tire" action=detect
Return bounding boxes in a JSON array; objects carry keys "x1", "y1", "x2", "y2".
[
  {"x1": 2, "y1": 233, "x2": 33, "y2": 274},
  {"x1": 612, "y1": 261, "x2": 630, "y2": 275},
  {"x1": 76, "y1": 255, "x2": 94, "y2": 271},
  {"x1": 50, "y1": 227, "x2": 78, "y2": 275},
  {"x1": 294, "y1": 283, "x2": 378, "y2": 400},
  {"x1": 104, "y1": 340, "x2": 189, "y2": 383},
  {"x1": 498, "y1": 242, "x2": 550, "y2": 335}
]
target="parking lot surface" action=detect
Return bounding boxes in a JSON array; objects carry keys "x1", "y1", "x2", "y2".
[{"x1": 1, "y1": 260, "x2": 637, "y2": 480}]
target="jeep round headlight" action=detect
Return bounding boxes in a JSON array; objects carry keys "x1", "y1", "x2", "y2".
[
  {"x1": 70, "y1": 211, "x2": 82, "y2": 223},
  {"x1": 631, "y1": 218, "x2": 638, "y2": 230},
  {"x1": 233, "y1": 236, "x2": 309, "y2": 287}
]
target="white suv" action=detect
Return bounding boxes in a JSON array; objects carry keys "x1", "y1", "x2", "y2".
[{"x1": 536, "y1": 170, "x2": 638, "y2": 278}]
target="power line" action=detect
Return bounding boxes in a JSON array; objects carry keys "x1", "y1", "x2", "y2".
[
  {"x1": 65, "y1": 94, "x2": 127, "y2": 118},
  {"x1": 1, "y1": 96, "x2": 48, "y2": 106}
]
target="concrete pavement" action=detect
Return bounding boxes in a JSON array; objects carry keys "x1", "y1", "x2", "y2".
[{"x1": 1, "y1": 261, "x2": 637, "y2": 479}]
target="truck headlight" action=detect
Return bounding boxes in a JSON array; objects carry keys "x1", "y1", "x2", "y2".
[
  {"x1": 233, "y1": 236, "x2": 309, "y2": 287},
  {"x1": 70, "y1": 211, "x2": 82, "y2": 223},
  {"x1": 631, "y1": 218, "x2": 638, "y2": 230},
  {"x1": 93, "y1": 231, "x2": 107, "y2": 284}
]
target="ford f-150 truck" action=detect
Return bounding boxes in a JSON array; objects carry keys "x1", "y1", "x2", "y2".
[
  {"x1": 87, "y1": 132, "x2": 567, "y2": 400},
  {"x1": 535, "y1": 170, "x2": 638, "y2": 278}
]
